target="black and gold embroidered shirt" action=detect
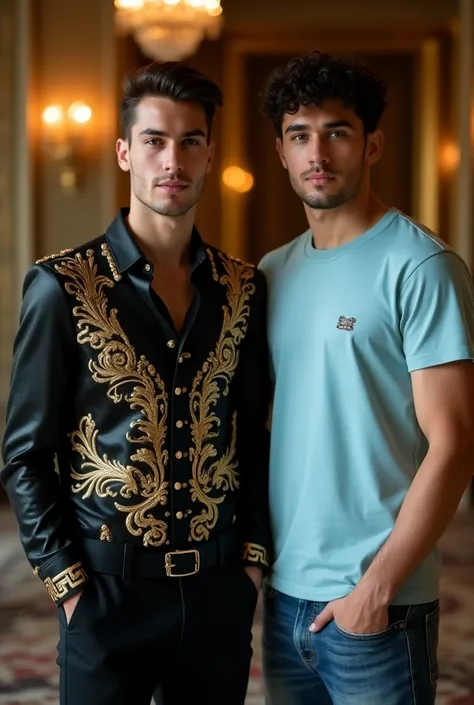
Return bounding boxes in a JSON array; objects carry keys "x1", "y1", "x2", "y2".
[{"x1": 1, "y1": 210, "x2": 271, "y2": 605}]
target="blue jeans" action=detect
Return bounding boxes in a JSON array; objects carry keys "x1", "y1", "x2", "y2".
[{"x1": 262, "y1": 586, "x2": 439, "y2": 705}]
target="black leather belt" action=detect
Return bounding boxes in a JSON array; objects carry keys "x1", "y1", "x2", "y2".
[{"x1": 81, "y1": 531, "x2": 237, "y2": 580}]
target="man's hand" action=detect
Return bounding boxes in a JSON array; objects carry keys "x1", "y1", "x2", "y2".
[
  {"x1": 244, "y1": 566, "x2": 264, "y2": 594},
  {"x1": 62, "y1": 590, "x2": 83, "y2": 625},
  {"x1": 309, "y1": 589, "x2": 389, "y2": 635}
]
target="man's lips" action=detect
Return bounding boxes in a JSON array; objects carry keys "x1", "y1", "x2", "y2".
[
  {"x1": 157, "y1": 181, "x2": 189, "y2": 193},
  {"x1": 306, "y1": 174, "x2": 335, "y2": 184}
]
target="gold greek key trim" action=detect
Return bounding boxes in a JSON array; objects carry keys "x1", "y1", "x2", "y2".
[
  {"x1": 188, "y1": 252, "x2": 256, "y2": 541},
  {"x1": 241, "y1": 542, "x2": 269, "y2": 568},
  {"x1": 101, "y1": 242, "x2": 122, "y2": 281},
  {"x1": 55, "y1": 249, "x2": 169, "y2": 547},
  {"x1": 43, "y1": 562, "x2": 87, "y2": 603},
  {"x1": 36, "y1": 248, "x2": 74, "y2": 264}
]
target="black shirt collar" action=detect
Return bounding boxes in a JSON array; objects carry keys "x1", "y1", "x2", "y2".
[{"x1": 105, "y1": 208, "x2": 208, "y2": 275}]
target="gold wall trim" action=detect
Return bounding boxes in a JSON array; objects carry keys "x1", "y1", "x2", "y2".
[{"x1": 415, "y1": 39, "x2": 440, "y2": 233}]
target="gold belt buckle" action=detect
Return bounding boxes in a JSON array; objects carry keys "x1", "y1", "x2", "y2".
[{"x1": 165, "y1": 549, "x2": 200, "y2": 577}]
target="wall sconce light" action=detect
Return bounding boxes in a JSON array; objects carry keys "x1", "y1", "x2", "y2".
[
  {"x1": 41, "y1": 101, "x2": 93, "y2": 193},
  {"x1": 222, "y1": 166, "x2": 254, "y2": 193},
  {"x1": 439, "y1": 140, "x2": 460, "y2": 175}
]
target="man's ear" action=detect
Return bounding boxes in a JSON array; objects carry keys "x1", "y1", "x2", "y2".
[
  {"x1": 276, "y1": 138, "x2": 288, "y2": 170},
  {"x1": 116, "y1": 138, "x2": 131, "y2": 172},
  {"x1": 206, "y1": 141, "x2": 215, "y2": 174},
  {"x1": 365, "y1": 129, "x2": 384, "y2": 167}
]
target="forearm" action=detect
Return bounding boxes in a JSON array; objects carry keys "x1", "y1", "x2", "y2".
[
  {"x1": 1, "y1": 263, "x2": 86, "y2": 605},
  {"x1": 2, "y1": 453, "x2": 87, "y2": 605},
  {"x1": 238, "y1": 427, "x2": 271, "y2": 572},
  {"x1": 357, "y1": 444, "x2": 474, "y2": 604}
]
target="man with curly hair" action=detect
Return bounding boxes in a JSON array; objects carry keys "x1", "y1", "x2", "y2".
[{"x1": 258, "y1": 51, "x2": 474, "y2": 705}]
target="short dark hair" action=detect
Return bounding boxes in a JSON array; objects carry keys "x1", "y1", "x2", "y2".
[
  {"x1": 120, "y1": 61, "x2": 223, "y2": 143},
  {"x1": 260, "y1": 51, "x2": 387, "y2": 138}
]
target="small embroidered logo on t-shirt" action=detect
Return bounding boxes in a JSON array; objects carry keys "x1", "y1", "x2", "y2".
[{"x1": 337, "y1": 316, "x2": 356, "y2": 331}]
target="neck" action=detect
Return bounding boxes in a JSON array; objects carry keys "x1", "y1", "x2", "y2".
[
  {"x1": 126, "y1": 201, "x2": 196, "y2": 268},
  {"x1": 306, "y1": 190, "x2": 389, "y2": 250}
]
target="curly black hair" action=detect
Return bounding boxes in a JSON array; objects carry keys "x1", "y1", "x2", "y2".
[{"x1": 260, "y1": 51, "x2": 387, "y2": 138}]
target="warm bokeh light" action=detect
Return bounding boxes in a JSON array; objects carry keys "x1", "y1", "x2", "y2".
[
  {"x1": 116, "y1": 0, "x2": 223, "y2": 11},
  {"x1": 439, "y1": 141, "x2": 460, "y2": 173},
  {"x1": 222, "y1": 166, "x2": 254, "y2": 193},
  {"x1": 68, "y1": 102, "x2": 93, "y2": 125},
  {"x1": 42, "y1": 105, "x2": 64, "y2": 126},
  {"x1": 114, "y1": 0, "x2": 144, "y2": 9}
]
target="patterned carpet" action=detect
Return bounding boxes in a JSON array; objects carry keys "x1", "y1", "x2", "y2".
[{"x1": 1, "y1": 508, "x2": 474, "y2": 704}]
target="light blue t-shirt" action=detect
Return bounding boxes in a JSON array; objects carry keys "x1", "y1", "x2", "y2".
[{"x1": 259, "y1": 209, "x2": 474, "y2": 605}]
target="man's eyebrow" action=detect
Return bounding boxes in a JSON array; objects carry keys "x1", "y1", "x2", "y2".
[
  {"x1": 284, "y1": 123, "x2": 311, "y2": 134},
  {"x1": 284, "y1": 120, "x2": 355, "y2": 134},
  {"x1": 138, "y1": 128, "x2": 207, "y2": 138}
]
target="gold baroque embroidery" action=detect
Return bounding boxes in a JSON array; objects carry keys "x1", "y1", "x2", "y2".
[
  {"x1": 188, "y1": 253, "x2": 256, "y2": 541},
  {"x1": 54, "y1": 249, "x2": 169, "y2": 547},
  {"x1": 36, "y1": 248, "x2": 74, "y2": 264},
  {"x1": 43, "y1": 562, "x2": 88, "y2": 602},
  {"x1": 207, "y1": 248, "x2": 219, "y2": 281},
  {"x1": 101, "y1": 242, "x2": 122, "y2": 281},
  {"x1": 241, "y1": 542, "x2": 269, "y2": 568},
  {"x1": 100, "y1": 524, "x2": 113, "y2": 542}
]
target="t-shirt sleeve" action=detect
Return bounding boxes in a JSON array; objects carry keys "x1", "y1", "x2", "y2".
[{"x1": 400, "y1": 251, "x2": 474, "y2": 372}]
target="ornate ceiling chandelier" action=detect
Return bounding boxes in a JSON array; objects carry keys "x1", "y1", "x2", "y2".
[{"x1": 114, "y1": 0, "x2": 224, "y2": 62}]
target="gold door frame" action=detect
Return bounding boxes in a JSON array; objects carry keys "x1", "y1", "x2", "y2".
[{"x1": 220, "y1": 33, "x2": 441, "y2": 259}]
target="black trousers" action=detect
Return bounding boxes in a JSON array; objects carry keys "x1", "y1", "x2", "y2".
[{"x1": 57, "y1": 562, "x2": 258, "y2": 705}]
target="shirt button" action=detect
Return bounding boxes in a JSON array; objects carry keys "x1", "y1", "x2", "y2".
[
  {"x1": 175, "y1": 387, "x2": 182, "y2": 395},
  {"x1": 144, "y1": 263, "x2": 151, "y2": 272},
  {"x1": 167, "y1": 340, "x2": 176, "y2": 349},
  {"x1": 176, "y1": 511, "x2": 184, "y2": 520},
  {"x1": 176, "y1": 420, "x2": 184, "y2": 429},
  {"x1": 175, "y1": 451, "x2": 183, "y2": 459},
  {"x1": 174, "y1": 482, "x2": 182, "y2": 490}
]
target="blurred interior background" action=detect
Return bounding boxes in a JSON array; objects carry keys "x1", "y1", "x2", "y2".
[
  {"x1": 0, "y1": 0, "x2": 473, "y2": 437},
  {"x1": 1, "y1": 2, "x2": 474, "y2": 702}
]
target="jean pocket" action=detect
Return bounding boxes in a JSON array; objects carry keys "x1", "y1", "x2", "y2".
[
  {"x1": 333, "y1": 616, "x2": 407, "y2": 640},
  {"x1": 425, "y1": 603, "x2": 440, "y2": 683}
]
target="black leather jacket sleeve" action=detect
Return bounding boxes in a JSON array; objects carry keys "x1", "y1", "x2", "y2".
[
  {"x1": 234, "y1": 268, "x2": 272, "y2": 573},
  {"x1": 1, "y1": 265, "x2": 88, "y2": 605}
]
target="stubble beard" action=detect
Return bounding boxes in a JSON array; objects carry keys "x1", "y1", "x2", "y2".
[
  {"x1": 130, "y1": 169, "x2": 205, "y2": 218},
  {"x1": 290, "y1": 159, "x2": 365, "y2": 211}
]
